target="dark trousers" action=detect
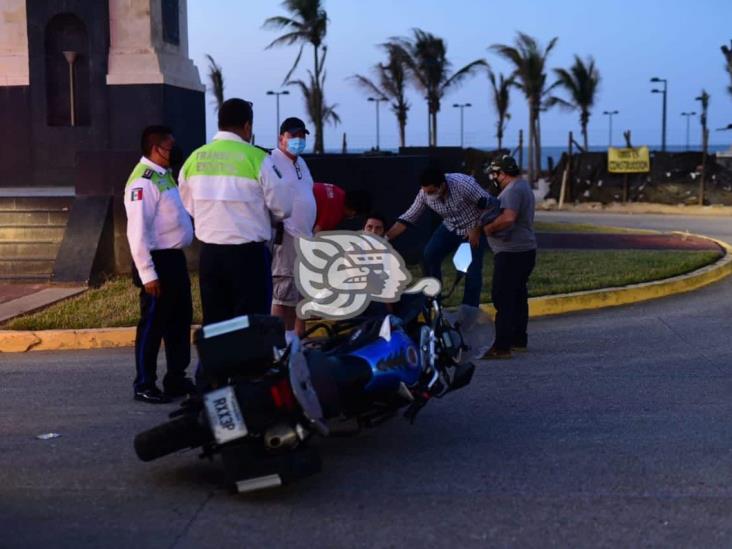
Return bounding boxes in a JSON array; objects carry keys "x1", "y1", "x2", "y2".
[
  {"x1": 491, "y1": 249, "x2": 536, "y2": 351},
  {"x1": 423, "y1": 223, "x2": 487, "y2": 307},
  {"x1": 199, "y1": 241, "x2": 272, "y2": 325},
  {"x1": 133, "y1": 249, "x2": 192, "y2": 391}
]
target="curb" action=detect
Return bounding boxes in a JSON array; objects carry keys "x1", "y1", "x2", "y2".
[{"x1": 1, "y1": 234, "x2": 731, "y2": 353}]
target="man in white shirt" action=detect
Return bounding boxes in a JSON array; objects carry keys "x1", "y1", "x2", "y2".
[
  {"x1": 178, "y1": 99, "x2": 292, "y2": 325},
  {"x1": 124, "y1": 125, "x2": 195, "y2": 404},
  {"x1": 269, "y1": 117, "x2": 317, "y2": 342}
]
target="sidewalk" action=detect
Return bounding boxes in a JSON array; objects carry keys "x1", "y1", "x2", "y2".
[
  {"x1": 539, "y1": 200, "x2": 732, "y2": 217},
  {"x1": 0, "y1": 283, "x2": 85, "y2": 324}
]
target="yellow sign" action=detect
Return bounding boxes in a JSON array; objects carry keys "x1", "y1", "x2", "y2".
[{"x1": 608, "y1": 146, "x2": 650, "y2": 173}]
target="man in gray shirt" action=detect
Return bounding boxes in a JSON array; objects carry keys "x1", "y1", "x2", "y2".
[{"x1": 482, "y1": 155, "x2": 537, "y2": 359}]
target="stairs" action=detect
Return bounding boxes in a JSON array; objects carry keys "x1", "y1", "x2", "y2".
[{"x1": 0, "y1": 193, "x2": 74, "y2": 282}]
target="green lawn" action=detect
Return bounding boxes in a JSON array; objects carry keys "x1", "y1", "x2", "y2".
[
  {"x1": 3, "y1": 248, "x2": 721, "y2": 330},
  {"x1": 533, "y1": 221, "x2": 655, "y2": 234}
]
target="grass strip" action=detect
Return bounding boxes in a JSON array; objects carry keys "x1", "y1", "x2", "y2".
[{"x1": 3, "y1": 249, "x2": 721, "y2": 330}]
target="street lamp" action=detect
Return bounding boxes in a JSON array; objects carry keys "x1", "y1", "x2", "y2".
[
  {"x1": 266, "y1": 90, "x2": 289, "y2": 139},
  {"x1": 681, "y1": 111, "x2": 697, "y2": 151},
  {"x1": 367, "y1": 96, "x2": 385, "y2": 151},
  {"x1": 452, "y1": 103, "x2": 472, "y2": 147},
  {"x1": 650, "y1": 77, "x2": 668, "y2": 151},
  {"x1": 62, "y1": 50, "x2": 78, "y2": 126},
  {"x1": 602, "y1": 110, "x2": 619, "y2": 147}
]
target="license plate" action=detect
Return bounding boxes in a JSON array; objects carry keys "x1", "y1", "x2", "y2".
[{"x1": 204, "y1": 386, "x2": 248, "y2": 444}]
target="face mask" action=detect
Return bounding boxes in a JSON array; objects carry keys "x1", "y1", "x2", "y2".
[{"x1": 286, "y1": 137, "x2": 306, "y2": 156}]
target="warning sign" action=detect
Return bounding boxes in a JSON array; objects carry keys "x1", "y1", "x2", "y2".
[{"x1": 608, "y1": 146, "x2": 650, "y2": 173}]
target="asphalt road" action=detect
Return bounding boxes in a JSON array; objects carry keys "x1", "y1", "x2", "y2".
[{"x1": 2, "y1": 212, "x2": 731, "y2": 548}]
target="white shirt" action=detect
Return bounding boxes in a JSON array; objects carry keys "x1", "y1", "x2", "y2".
[
  {"x1": 124, "y1": 157, "x2": 193, "y2": 284},
  {"x1": 178, "y1": 131, "x2": 292, "y2": 245},
  {"x1": 270, "y1": 148, "x2": 316, "y2": 238}
]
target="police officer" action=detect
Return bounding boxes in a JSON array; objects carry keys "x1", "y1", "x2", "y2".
[
  {"x1": 178, "y1": 99, "x2": 292, "y2": 325},
  {"x1": 124, "y1": 125, "x2": 195, "y2": 404},
  {"x1": 269, "y1": 117, "x2": 316, "y2": 342}
]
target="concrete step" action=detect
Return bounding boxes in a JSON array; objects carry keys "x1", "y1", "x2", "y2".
[
  {"x1": 0, "y1": 225, "x2": 67, "y2": 241},
  {"x1": 0, "y1": 258, "x2": 55, "y2": 276},
  {"x1": 0, "y1": 196, "x2": 73, "y2": 211},
  {"x1": 0, "y1": 273, "x2": 52, "y2": 282},
  {"x1": 0, "y1": 241, "x2": 60, "y2": 258},
  {"x1": 0, "y1": 209, "x2": 70, "y2": 226}
]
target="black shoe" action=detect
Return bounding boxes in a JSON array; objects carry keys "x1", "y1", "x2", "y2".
[
  {"x1": 481, "y1": 346, "x2": 512, "y2": 360},
  {"x1": 163, "y1": 377, "x2": 197, "y2": 398},
  {"x1": 134, "y1": 386, "x2": 172, "y2": 404}
]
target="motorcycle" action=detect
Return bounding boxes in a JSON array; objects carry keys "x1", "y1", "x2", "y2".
[{"x1": 133, "y1": 244, "x2": 491, "y2": 493}]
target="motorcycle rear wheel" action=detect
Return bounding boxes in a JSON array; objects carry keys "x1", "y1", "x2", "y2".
[{"x1": 134, "y1": 415, "x2": 210, "y2": 462}]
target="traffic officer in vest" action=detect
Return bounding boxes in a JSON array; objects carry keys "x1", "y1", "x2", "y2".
[
  {"x1": 179, "y1": 98, "x2": 292, "y2": 325},
  {"x1": 124, "y1": 125, "x2": 195, "y2": 404},
  {"x1": 269, "y1": 117, "x2": 316, "y2": 343}
]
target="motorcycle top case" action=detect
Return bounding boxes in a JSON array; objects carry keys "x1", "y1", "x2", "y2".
[{"x1": 194, "y1": 315, "x2": 286, "y2": 378}]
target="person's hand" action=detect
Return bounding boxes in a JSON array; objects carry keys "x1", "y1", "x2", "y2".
[
  {"x1": 144, "y1": 279, "x2": 161, "y2": 298},
  {"x1": 468, "y1": 227, "x2": 481, "y2": 248}
]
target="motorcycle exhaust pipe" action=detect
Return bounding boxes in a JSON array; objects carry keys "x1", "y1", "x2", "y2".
[{"x1": 264, "y1": 423, "x2": 300, "y2": 450}]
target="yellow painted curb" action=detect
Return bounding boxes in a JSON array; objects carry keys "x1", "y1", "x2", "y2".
[{"x1": 1, "y1": 234, "x2": 730, "y2": 352}]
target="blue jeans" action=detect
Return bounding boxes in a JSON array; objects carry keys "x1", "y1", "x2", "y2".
[{"x1": 423, "y1": 223, "x2": 486, "y2": 307}]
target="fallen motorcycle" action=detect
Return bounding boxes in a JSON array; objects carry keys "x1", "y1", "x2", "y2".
[{"x1": 134, "y1": 244, "x2": 490, "y2": 493}]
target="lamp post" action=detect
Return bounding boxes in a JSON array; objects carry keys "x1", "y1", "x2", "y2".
[
  {"x1": 266, "y1": 90, "x2": 289, "y2": 138},
  {"x1": 681, "y1": 111, "x2": 697, "y2": 150},
  {"x1": 602, "y1": 110, "x2": 619, "y2": 147},
  {"x1": 367, "y1": 96, "x2": 384, "y2": 151},
  {"x1": 650, "y1": 77, "x2": 668, "y2": 151},
  {"x1": 452, "y1": 103, "x2": 472, "y2": 148},
  {"x1": 62, "y1": 50, "x2": 78, "y2": 126}
]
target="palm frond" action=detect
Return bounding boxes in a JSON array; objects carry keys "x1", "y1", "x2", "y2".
[
  {"x1": 350, "y1": 74, "x2": 387, "y2": 99},
  {"x1": 205, "y1": 54, "x2": 225, "y2": 110}
]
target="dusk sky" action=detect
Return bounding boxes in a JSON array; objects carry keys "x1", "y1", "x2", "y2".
[{"x1": 188, "y1": 0, "x2": 732, "y2": 152}]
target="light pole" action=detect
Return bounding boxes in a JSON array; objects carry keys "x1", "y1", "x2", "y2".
[
  {"x1": 266, "y1": 90, "x2": 289, "y2": 138},
  {"x1": 602, "y1": 110, "x2": 619, "y2": 147},
  {"x1": 367, "y1": 96, "x2": 384, "y2": 151},
  {"x1": 681, "y1": 111, "x2": 697, "y2": 150},
  {"x1": 452, "y1": 103, "x2": 472, "y2": 148},
  {"x1": 650, "y1": 77, "x2": 668, "y2": 151},
  {"x1": 62, "y1": 50, "x2": 78, "y2": 126}
]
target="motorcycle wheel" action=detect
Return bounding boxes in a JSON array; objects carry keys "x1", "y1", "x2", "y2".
[{"x1": 134, "y1": 415, "x2": 210, "y2": 462}]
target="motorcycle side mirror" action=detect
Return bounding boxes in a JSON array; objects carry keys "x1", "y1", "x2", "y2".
[{"x1": 452, "y1": 243, "x2": 472, "y2": 274}]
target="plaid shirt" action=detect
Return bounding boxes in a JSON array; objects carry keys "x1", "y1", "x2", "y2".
[{"x1": 398, "y1": 173, "x2": 491, "y2": 236}]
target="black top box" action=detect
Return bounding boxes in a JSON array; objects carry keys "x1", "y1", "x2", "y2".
[{"x1": 194, "y1": 315, "x2": 286, "y2": 379}]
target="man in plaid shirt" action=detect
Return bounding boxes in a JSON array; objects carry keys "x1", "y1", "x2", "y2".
[{"x1": 385, "y1": 165, "x2": 496, "y2": 307}]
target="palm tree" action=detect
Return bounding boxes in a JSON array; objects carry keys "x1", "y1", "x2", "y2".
[
  {"x1": 722, "y1": 41, "x2": 732, "y2": 97},
  {"x1": 205, "y1": 54, "x2": 225, "y2": 111},
  {"x1": 351, "y1": 42, "x2": 411, "y2": 147},
  {"x1": 391, "y1": 29, "x2": 487, "y2": 146},
  {"x1": 548, "y1": 56, "x2": 601, "y2": 150},
  {"x1": 264, "y1": 0, "x2": 329, "y2": 153},
  {"x1": 488, "y1": 70, "x2": 513, "y2": 150},
  {"x1": 492, "y1": 33, "x2": 558, "y2": 182},
  {"x1": 289, "y1": 64, "x2": 341, "y2": 148},
  {"x1": 695, "y1": 89, "x2": 710, "y2": 154}
]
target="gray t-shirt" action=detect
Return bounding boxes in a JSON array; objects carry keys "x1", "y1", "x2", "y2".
[{"x1": 486, "y1": 178, "x2": 537, "y2": 254}]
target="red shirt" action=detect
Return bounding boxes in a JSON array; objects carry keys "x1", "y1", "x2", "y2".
[{"x1": 313, "y1": 182, "x2": 345, "y2": 231}]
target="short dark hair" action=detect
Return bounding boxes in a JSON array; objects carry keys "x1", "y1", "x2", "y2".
[
  {"x1": 419, "y1": 164, "x2": 445, "y2": 188},
  {"x1": 140, "y1": 125, "x2": 172, "y2": 156},
  {"x1": 365, "y1": 211, "x2": 387, "y2": 226},
  {"x1": 218, "y1": 98, "x2": 253, "y2": 130},
  {"x1": 344, "y1": 189, "x2": 372, "y2": 216}
]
